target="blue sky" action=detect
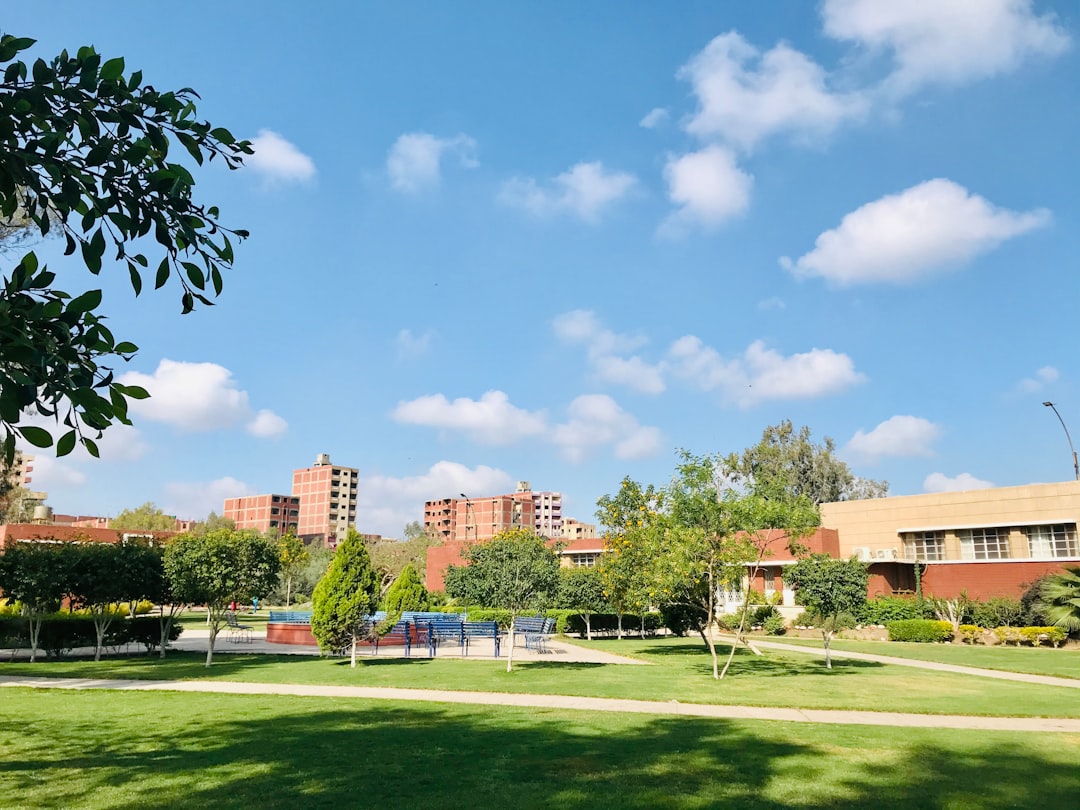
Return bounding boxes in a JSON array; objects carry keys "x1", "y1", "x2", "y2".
[{"x1": 7, "y1": 1, "x2": 1080, "y2": 536}]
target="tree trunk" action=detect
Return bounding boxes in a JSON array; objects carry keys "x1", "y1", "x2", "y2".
[
  {"x1": 205, "y1": 623, "x2": 218, "y2": 667},
  {"x1": 585, "y1": 611, "x2": 592, "y2": 641},
  {"x1": 28, "y1": 614, "x2": 41, "y2": 663},
  {"x1": 707, "y1": 619, "x2": 720, "y2": 679},
  {"x1": 286, "y1": 576, "x2": 292, "y2": 608},
  {"x1": 350, "y1": 632, "x2": 357, "y2": 668},
  {"x1": 823, "y1": 629, "x2": 833, "y2": 669},
  {"x1": 640, "y1": 614, "x2": 646, "y2": 638},
  {"x1": 506, "y1": 614, "x2": 516, "y2": 672},
  {"x1": 617, "y1": 613, "x2": 624, "y2": 640}
]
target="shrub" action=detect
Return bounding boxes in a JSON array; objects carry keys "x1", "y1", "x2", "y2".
[
  {"x1": 464, "y1": 608, "x2": 512, "y2": 628},
  {"x1": 125, "y1": 616, "x2": 183, "y2": 653},
  {"x1": 543, "y1": 609, "x2": 575, "y2": 635},
  {"x1": 1019, "y1": 626, "x2": 1068, "y2": 648},
  {"x1": 564, "y1": 612, "x2": 661, "y2": 636},
  {"x1": 972, "y1": 598, "x2": 1025, "y2": 629},
  {"x1": 859, "y1": 596, "x2": 929, "y2": 625},
  {"x1": 886, "y1": 619, "x2": 953, "y2": 643},
  {"x1": 994, "y1": 626, "x2": 1024, "y2": 646},
  {"x1": 660, "y1": 603, "x2": 708, "y2": 637},
  {"x1": 763, "y1": 614, "x2": 786, "y2": 635},
  {"x1": 793, "y1": 610, "x2": 820, "y2": 628},
  {"x1": 958, "y1": 625, "x2": 983, "y2": 645}
]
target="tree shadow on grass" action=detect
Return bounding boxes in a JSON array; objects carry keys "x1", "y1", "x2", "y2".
[{"x1": 2, "y1": 689, "x2": 1077, "y2": 809}]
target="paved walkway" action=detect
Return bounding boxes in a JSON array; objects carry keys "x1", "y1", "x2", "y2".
[
  {"x1": 718, "y1": 636, "x2": 1080, "y2": 689},
  {"x1": 3, "y1": 674, "x2": 1078, "y2": 733}
]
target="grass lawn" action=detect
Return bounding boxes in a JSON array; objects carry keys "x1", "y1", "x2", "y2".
[
  {"x1": 759, "y1": 635, "x2": 1080, "y2": 679},
  {"x1": 4, "y1": 637, "x2": 1079, "y2": 718},
  {"x1": 2, "y1": 688, "x2": 1078, "y2": 809},
  {"x1": 172, "y1": 609, "x2": 273, "y2": 630}
]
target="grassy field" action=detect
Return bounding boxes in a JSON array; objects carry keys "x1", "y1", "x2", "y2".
[
  {"x1": 4, "y1": 637, "x2": 1079, "y2": 718},
  {"x1": 2, "y1": 687, "x2": 1078, "y2": 809},
  {"x1": 759, "y1": 635, "x2": 1080, "y2": 679}
]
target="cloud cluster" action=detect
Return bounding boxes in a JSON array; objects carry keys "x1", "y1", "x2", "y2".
[
  {"x1": 247, "y1": 130, "x2": 316, "y2": 184},
  {"x1": 120, "y1": 360, "x2": 287, "y2": 438},
  {"x1": 1017, "y1": 365, "x2": 1059, "y2": 393},
  {"x1": 659, "y1": 146, "x2": 753, "y2": 235},
  {"x1": 781, "y1": 179, "x2": 1050, "y2": 285},
  {"x1": 845, "y1": 415, "x2": 941, "y2": 461},
  {"x1": 162, "y1": 477, "x2": 256, "y2": 521},
  {"x1": 387, "y1": 132, "x2": 478, "y2": 193},
  {"x1": 553, "y1": 310, "x2": 662, "y2": 394},
  {"x1": 392, "y1": 389, "x2": 662, "y2": 464},
  {"x1": 923, "y1": 471, "x2": 995, "y2": 493},
  {"x1": 498, "y1": 162, "x2": 637, "y2": 222}
]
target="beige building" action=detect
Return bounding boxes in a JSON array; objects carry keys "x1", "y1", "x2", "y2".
[
  {"x1": 562, "y1": 517, "x2": 598, "y2": 541},
  {"x1": 292, "y1": 453, "x2": 358, "y2": 547}
]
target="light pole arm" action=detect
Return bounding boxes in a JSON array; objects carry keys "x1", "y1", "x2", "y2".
[{"x1": 1044, "y1": 402, "x2": 1080, "y2": 481}]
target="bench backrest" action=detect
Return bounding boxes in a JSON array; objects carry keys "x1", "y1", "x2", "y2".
[
  {"x1": 268, "y1": 611, "x2": 313, "y2": 624},
  {"x1": 462, "y1": 621, "x2": 499, "y2": 637},
  {"x1": 402, "y1": 611, "x2": 466, "y2": 623},
  {"x1": 513, "y1": 617, "x2": 549, "y2": 633}
]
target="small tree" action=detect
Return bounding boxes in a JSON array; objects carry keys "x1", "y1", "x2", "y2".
[
  {"x1": 311, "y1": 528, "x2": 380, "y2": 667},
  {"x1": 110, "y1": 502, "x2": 176, "y2": 532},
  {"x1": 785, "y1": 555, "x2": 869, "y2": 668},
  {"x1": 69, "y1": 542, "x2": 128, "y2": 661},
  {"x1": 444, "y1": 527, "x2": 560, "y2": 672},
  {"x1": 558, "y1": 566, "x2": 607, "y2": 640},
  {"x1": 1040, "y1": 565, "x2": 1080, "y2": 634},
  {"x1": 163, "y1": 530, "x2": 280, "y2": 666},
  {"x1": 0, "y1": 540, "x2": 73, "y2": 661},
  {"x1": 278, "y1": 532, "x2": 309, "y2": 608},
  {"x1": 382, "y1": 563, "x2": 429, "y2": 616}
]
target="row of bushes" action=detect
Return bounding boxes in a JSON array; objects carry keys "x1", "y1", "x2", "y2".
[
  {"x1": 884, "y1": 619, "x2": 1070, "y2": 647},
  {"x1": 0, "y1": 615, "x2": 183, "y2": 659},
  {"x1": 857, "y1": 595, "x2": 1040, "y2": 628}
]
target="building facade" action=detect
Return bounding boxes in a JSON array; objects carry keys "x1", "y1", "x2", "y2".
[
  {"x1": 292, "y1": 453, "x2": 358, "y2": 547},
  {"x1": 223, "y1": 494, "x2": 300, "y2": 535}
]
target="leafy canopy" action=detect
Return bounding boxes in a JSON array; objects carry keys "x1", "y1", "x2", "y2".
[
  {"x1": 311, "y1": 528, "x2": 380, "y2": 652},
  {"x1": 445, "y1": 527, "x2": 561, "y2": 615},
  {"x1": 109, "y1": 501, "x2": 176, "y2": 531},
  {"x1": 0, "y1": 34, "x2": 250, "y2": 459}
]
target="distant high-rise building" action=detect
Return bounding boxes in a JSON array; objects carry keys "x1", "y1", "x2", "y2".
[
  {"x1": 292, "y1": 453, "x2": 358, "y2": 547},
  {"x1": 424, "y1": 481, "x2": 571, "y2": 543},
  {"x1": 223, "y1": 494, "x2": 300, "y2": 535},
  {"x1": 561, "y1": 517, "x2": 597, "y2": 541}
]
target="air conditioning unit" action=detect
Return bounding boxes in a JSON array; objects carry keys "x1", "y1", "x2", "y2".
[
  {"x1": 874, "y1": 548, "x2": 898, "y2": 561},
  {"x1": 852, "y1": 547, "x2": 871, "y2": 561}
]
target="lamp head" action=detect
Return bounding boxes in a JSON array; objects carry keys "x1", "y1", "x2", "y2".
[{"x1": 1043, "y1": 402, "x2": 1053, "y2": 407}]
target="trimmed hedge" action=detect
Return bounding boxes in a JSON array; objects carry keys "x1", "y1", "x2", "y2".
[
  {"x1": 886, "y1": 619, "x2": 954, "y2": 643},
  {"x1": 859, "y1": 596, "x2": 930, "y2": 624},
  {"x1": 0, "y1": 615, "x2": 183, "y2": 658},
  {"x1": 565, "y1": 612, "x2": 661, "y2": 637}
]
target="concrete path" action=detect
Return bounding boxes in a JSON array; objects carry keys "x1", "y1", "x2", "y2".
[
  {"x1": 3, "y1": 674, "x2": 1078, "y2": 733},
  {"x1": 718, "y1": 636, "x2": 1080, "y2": 689},
  {"x1": 165, "y1": 628, "x2": 647, "y2": 665}
]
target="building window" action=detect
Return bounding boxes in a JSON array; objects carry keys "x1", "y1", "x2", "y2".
[
  {"x1": 763, "y1": 568, "x2": 775, "y2": 594},
  {"x1": 959, "y1": 528, "x2": 1010, "y2": 560},
  {"x1": 1027, "y1": 523, "x2": 1079, "y2": 558},
  {"x1": 570, "y1": 553, "x2": 598, "y2": 567},
  {"x1": 271, "y1": 507, "x2": 280, "y2": 515},
  {"x1": 904, "y1": 531, "x2": 945, "y2": 561}
]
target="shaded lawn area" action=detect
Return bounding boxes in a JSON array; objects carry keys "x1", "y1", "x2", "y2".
[
  {"x1": 3, "y1": 637, "x2": 1079, "y2": 718},
  {"x1": 747, "y1": 636, "x2": 1080, "y2": 680},
  {"x1": 2, "y1": 688, "x2": 1078, "y2": 810}
]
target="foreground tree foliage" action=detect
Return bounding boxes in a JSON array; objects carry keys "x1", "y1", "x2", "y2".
[
  {"x1": 0, "y1": 34, "x2": 250, "y2": 459},
  {"x1": 557, "y1": 566, "x2": 608, "y2": 640},
  {"x1": 0, "y1": 540, "x2": 72, "y2": 661},
  {"x1": 444, "y1": 527, "x2": 561, "y2": 672},
  {"x1": 163, "y1": 529, "x2": 279, "y2": 667},
  {"x1": 1040, "y1": 565, "x2": 1080, "y2": 633},
  {"x1": 311, "y1": 528, "x2": 380, "y2": 668},
  {"x1": 784, "y1": 554, "x2": 869, "y2": 669}
]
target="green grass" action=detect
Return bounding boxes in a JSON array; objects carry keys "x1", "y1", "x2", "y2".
[
  {"x1": 2, "y1": 687, "x2": 1078, "y2": 809},
  {"x1": 4, "y1": 636, "x2": 1079, "y2": 718},
  {"x1": 761, "y1": 635, "x2": 1080, "y2": 679},
  {"x1": 173, "y1": 609, "x2": 272, "y2": 629}
]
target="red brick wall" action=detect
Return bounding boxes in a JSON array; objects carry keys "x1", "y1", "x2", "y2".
[{"x1": 920, "y1": 561, "x2": 1075, "y2": 600}]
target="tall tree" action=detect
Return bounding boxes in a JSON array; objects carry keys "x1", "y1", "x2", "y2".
[
  {"x1": 558, "y1": 566, "x2": 608, "y2": 640},
  {"x1": 110, "y1": 502, "x2": 176, "y2": 531},
  {"x1": 0, "y1": 34, "x2": 250, "y2": 460},
  {"x1": 724, "y1": 421, "x2": 887, "y2": 505},
  {"x1": 189, "y1": 511, "x2": 236, "y2": 535},
  {"x1": 162, "y1": 529, "x2": 279, "y2": 666},
  {"x1": 596, "y1": 477, "x2": 661, "y2": 639},
  {"x1": 69, "y1": 542, "x2": 128, "y2": 661},
  {"x1": 277, "y1": 532, "x2": 308, "y2": 608},
  {"x1": 444, "y1": 527, "x2": 560, "y2": 672},
  {"x1": 382, "y1": 563, "x2": 429, "y2": 616},
  {"x1": 311, "y1": 528, "x2": 380, "y2": 667},
  {"x1": 784, "y1": 554, "x2": 869, "y2": 668}
]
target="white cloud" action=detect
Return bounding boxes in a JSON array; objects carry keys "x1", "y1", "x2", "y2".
[
  {"x1": 22, "y1": 454, "x2": 87, "y2": 489},
  {"x1": 247, "y1": 130, "x2": 316, "y2": 184},
  {"x1": 1017, "y1": 365, "x2": 1059, "y2": 393},
  {"x1": 845, "y1": 415, "x2": 941, "y2": 460},
  {"x1": 246, "y1": 410, "x2": 288, "y2": 439},
  {"x1": 660, "y1": 146, "x2": 753, "y2": 236},
  {"x1": 639, "y1": 107, "x2": 670, "y2": 128},
  {"x1": 391, "y1": 390, "x2": 547, "y2": 445},
  {"x1": 552, "y1": 310, "x2": 663, "y2": 394},
  {"x1": 667, "y1": 336, "x2": 864, "y2": 407},
  {"x1": 120, "y1": 359, "x2": 287, "y2": 437},
  {"x1": 679, "y1": 31, "x2": 867, "y2": 150},
  {"x1": 822, "y1": 0, "x2": 1070, "y2": 94},
  {"x1": 387, "y1": 132, "x2": 478, "y2": 193},
  {"x1": 757, "y1": 297, "x2": 786, "y2": 311},
  {"x1": 552, "y1": 395, "x2": 663, "y2": 463},
  {"x1": 358, "y1": 461, "x2": 515, "y2": 537},
  {"x1": 498, "y1": 162, "x2": 637, "y2": 222},
  {"x1": 782, "y1": 179, "x2": 1050, "y2": 285},
  {"x1": 924, "y1": 471, "x2": 995, "y2": 493},
  {"x1": 162, "y1": 477, "x2": 256, "y2": 521},
  {"x1": 396, "y1": 328, "x2": 433, "y2": 359}
]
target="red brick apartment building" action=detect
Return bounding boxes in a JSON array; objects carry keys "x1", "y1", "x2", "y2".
[{"x1": 223, "y1": 494, "x2": 300, "y2": 535}]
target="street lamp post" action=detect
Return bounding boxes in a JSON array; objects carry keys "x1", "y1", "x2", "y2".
[{"x1": 1043, "y1": 402, "x2": 1080, "y2": 481}]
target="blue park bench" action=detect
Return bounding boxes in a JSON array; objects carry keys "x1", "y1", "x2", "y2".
[
  {"x1": 512, "y1": 616, "x2": 555, "y2": 654},
  {"x1": 268, "y1": 611, "x2": 313, "y2": 624},
  {"x1": 371, "y1": 620, "x2": 431, "y2": 657}
]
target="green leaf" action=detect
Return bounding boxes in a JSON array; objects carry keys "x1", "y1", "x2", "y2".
[
  {"x1": 99, "y1": 56, "x2": 125, "y2": 82},
  {"x1": 118, "y1": 384, "x2": 150, "y2": 400},
  {"x1": 56, "y1": 430, "x2": 78, "y2": 457},
  {"x1": 114, "y1": 342, "x2": 139, "y2": 355},
  {"x1": 128, "y1": 263, "x2": 143, "y2": 296},
  {"x1": 82, "y1": 437, "x2": 100, "y2": 458},
  {"x1": 68, "y1": 289, "x2": 103, "y2": 314},
  {"x1": 18, "y1": 425, "x2": 54, "y2": 448},
  {"x1": 155, "y1": 257, "x2": 170, "y2": 289}
]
